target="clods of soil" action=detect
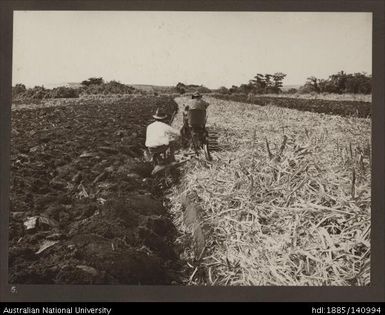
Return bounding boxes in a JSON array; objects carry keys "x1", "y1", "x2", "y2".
[{"x1": 9, "y1": 95, "x2": 181, "y2": 284}]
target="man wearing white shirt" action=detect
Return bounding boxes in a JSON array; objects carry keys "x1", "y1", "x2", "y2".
[{"x1": 145, "y1": 108, "x2": 180, "y2": 163}]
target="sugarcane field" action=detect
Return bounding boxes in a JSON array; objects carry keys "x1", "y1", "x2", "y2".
[{"x1": 7, "y1": 11, "x2": 372, "y2": 287}]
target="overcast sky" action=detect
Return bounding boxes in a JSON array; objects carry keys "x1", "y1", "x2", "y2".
[{"x1": 13, "y1": 11, "x2": 372, "y2": 89}]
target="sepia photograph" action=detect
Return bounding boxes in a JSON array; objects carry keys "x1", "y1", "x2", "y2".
[{"x1": 8, "y1": 10, "x2": 372, "y2": 286}]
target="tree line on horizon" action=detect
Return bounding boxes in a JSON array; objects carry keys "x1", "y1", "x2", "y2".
[
  {"x1": 215, "y1": 73, "x2": 287, "y2": 95},
  {"x1": 299, "y1": 71, "x2": 371, "y2": 94},
  {"x1": 12, "y1": 70, "x2": 372, "y2": 102},
  {"x1": 12, "y1": 77, "x2": 141, "y2": 101},
  {"x1": 215, "y1": 71, "x2": 372, "y2": 96}
]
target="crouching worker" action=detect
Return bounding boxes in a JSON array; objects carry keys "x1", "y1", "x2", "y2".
[{"x1": 145, "y1": 108, "x2": 180, "y2": 166}]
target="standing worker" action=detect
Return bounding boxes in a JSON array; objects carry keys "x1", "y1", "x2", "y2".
[
  {"x1": 188, "y1": 91, "x2": 209, "y2": 119},
  {"x1": 181, "y1": 91, "x2": 210, "y2": 134},
  {"x1": 181, "y1": 91, "x2": 210, "y2": 148}
]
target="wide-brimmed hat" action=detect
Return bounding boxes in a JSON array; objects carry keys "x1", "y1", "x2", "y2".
[
  {"x1": 153, "y1": 108, "x2": 168, "y2": 120},
  {"x1": 192, "y1": 91, "x2": 202, "y2": 98}
]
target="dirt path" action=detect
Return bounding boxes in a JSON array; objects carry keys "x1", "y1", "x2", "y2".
[
  {"x1": 166, "y1": 97, "x2": 221, "y2": 284},
  {"x1": 171, "y1": 97, "x2": 185, "y2": 129}
]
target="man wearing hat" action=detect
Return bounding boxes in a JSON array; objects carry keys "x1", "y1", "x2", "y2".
[
  {"x1": 182, "y1": 91, "x2": 210, "y2": 142},
  {"x1": 189, "y1": 91, "x2": 209, "y2": 111},
  {"x1": 145, "y1": 108, "x2": 180, "y2": 163},
  {"x1": 185, "y1": 92, "x2": 209, "y2": 124}
]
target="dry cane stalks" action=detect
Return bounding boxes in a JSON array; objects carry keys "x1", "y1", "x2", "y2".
[{"x1": 168, "y1": 96, "x2": 371, "y2": 286}]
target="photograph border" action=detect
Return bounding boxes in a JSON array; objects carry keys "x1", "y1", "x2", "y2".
[{"x1": 0, "y1": 0, "x2": 384, "y2": 302}]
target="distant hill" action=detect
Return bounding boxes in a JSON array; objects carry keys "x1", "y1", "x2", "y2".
[
  {"x1": 281, "y1": 84, "x2": 301, "y2": 91},
  {"x1": 28, "y1": 82, "x2": 301, "y2": 93},
  {"x1": 131, "y1": 84, "x2": 175, "y2": 92},
  {"x1": 38, "y1": 82, "x2": 176, "y2": 93},
  {"x1": 66, "y1": 82, "x2": 83, "y2": 89},
  {"x1": 39, "y1": 82, "x2": 83, "y2": 89}
]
